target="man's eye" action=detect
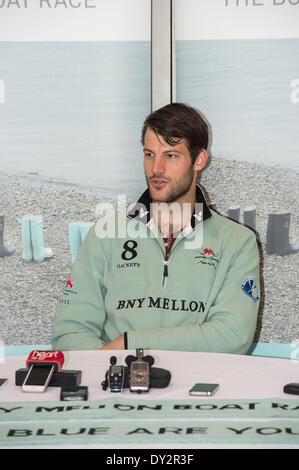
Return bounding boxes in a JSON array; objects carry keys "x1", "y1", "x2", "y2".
[
  {"x1": 144, "y1": 152, "x2": 154, "y2": 158},
  {"x1": 167, "y1": 154, "x2": 177, "y2": 159}
]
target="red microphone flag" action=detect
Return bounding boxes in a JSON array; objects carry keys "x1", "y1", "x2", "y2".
[{"x1": 26, "y1": 350, "x2": 64, "y2": 372}]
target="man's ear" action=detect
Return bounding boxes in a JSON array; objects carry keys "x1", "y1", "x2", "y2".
[{"x1": 194, "y1": 149, "x2": 208, "y2": 172}]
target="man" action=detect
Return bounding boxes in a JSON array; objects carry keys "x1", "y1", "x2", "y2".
[{"x1": 52, "y1": 103, "x2": 260, "y2": 353}]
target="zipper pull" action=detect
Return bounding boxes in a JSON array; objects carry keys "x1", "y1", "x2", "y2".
[{"x1": 162, "y1": 261, "x2": 168, "y2": 286}]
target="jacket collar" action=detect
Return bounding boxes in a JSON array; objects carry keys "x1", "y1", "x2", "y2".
[{"x1": 127, "y1": 185, "x2": 212, "y2": 229}]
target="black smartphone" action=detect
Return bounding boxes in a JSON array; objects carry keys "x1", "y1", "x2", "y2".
[{"x1": 60, "y1": 386, "x2": 88, "y2": 401}]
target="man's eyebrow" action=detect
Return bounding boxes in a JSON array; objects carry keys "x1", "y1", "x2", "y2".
[
  {"x1": 143, "y1": 147, "x2": 182, "y2": 154},
  {"x1": 162, "y1": 149, "x2": 182, "y2": 154}
]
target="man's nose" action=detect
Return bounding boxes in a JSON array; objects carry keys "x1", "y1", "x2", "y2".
[{"x1": 152, "y1": 155, "x2": 165, "y2": 175}]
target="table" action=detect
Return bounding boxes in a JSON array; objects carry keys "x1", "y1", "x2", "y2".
[{"x1": 0, "y1": 349, "x2": 298, "y2": 449}]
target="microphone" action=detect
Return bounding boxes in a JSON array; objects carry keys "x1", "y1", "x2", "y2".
[
  {"x1": 144, "y1": 355, "x2": 155, "y2": 367},
  {"x1": 125, "y1": 354, "x2": 155, "y2": 367},
  {"x1": 110, "y1": 355, "x2": 117, "y2": 366},
  {"x1": 26, "y1": 350, "x2": 64, "y2": 372},
  {"x1": 22, "y1": 350, "x2": 65, "y2": 393}
]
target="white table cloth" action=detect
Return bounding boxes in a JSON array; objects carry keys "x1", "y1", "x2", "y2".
[{"x1": 0, "y1": 350, "x2": 298, "y2": 448}]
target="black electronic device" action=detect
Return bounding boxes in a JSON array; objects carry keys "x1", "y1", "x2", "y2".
[
  {"x1": 189, "y1": 383, "x2": 220, "y2": 396},
  {"x1": 129, "y1": 348, "x2": 150, "y2": 393},
  {"x1": 22, "y1": 365, "x2": 54, "y2": 393},
  {"x1": 0, "y1": 378, "x2": 8, "y2": 389},
  {"x1": 60, "y1": 386, "x2": 88, "y2": 401},
  {"x1": 21, "y1": 350, "x2": 65, "y2": 393},
  {"x1": 16, "y1": 368, "x2": 81, "y2": 388},
  {"x1": 101, "y1": 350, "x2": 171, "y2": 391},
  {"x1": 108, "y1": 356, "x2": 124, "y2": 392},
  {"x1": 283, "y1": 383, "x2": 299, "y2": 395}
]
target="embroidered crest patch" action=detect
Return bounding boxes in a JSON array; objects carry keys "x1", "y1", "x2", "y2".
[
  {"x1": 242, "y1": 276, "x2": 259, "y2": 303},
  {"x1": 195, "y1": 248, "x2": 220, "y2": 270}
]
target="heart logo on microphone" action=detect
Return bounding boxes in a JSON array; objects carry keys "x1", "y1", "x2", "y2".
[{"x1": 31, "y1": 350, "x2": 59, "y2": 361}]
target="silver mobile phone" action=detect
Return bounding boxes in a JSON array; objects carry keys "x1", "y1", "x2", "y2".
[
  {"x1": 21, "y1": 365, "x2": 55, "y2": 393},
  {"x1": 189, "y1": 383, "x2": 219, "y2": 396},
  {"x1": 129, "y1": 348, "x2": 150, "y2": 393}
]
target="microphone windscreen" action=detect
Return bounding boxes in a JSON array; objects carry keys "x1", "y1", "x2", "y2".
[
  {"x1": 110, "y1": 356, "x2": 117, "y2": 366},
  {"x1": 125, "y1": 354, "x2": 155, "y2": 367},
  {"x1": 125, "y1": 355, "x2": 136, "y2": 366},
  {"x1": 143, "y1": 355, "x2": 155, "y2": 366}
]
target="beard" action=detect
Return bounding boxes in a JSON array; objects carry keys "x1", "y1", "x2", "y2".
[{"x1": 146, "y1": 164, "x2": 196, "y2": 203}]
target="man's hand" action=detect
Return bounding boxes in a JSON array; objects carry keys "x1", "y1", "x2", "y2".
[{"x1": 100, "y1": 335, "x2": 124, "y2": 350}]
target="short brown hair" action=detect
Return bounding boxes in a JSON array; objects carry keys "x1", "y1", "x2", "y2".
[{"x1": 141, "y1": 103, "x2": 209, "y2": 164}]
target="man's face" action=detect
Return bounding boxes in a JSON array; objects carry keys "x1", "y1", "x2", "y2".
[{"x1": 143, "y1": 128, "x2": 197, "y2": 204}]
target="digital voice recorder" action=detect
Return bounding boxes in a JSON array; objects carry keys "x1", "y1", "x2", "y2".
[
  {"x1": 129, "y1": 348, "x2": 150, "y2": 393},
  {"x1": 108, "y1": 356, "x2": 124, "y2": 392}
]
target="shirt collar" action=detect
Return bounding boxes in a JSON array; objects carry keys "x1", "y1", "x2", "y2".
[{"x1": 127, "y1": 185, "x2": 212, "y2": 229}]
